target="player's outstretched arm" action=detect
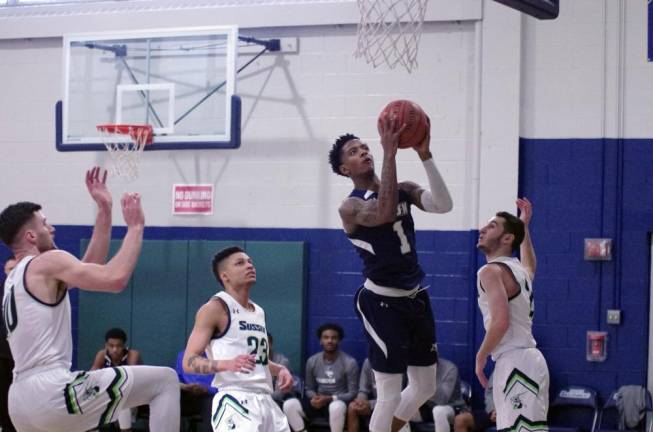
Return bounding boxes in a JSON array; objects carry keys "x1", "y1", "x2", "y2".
[
  {"x1": 82, "y1": 167, "x2": 112, "y2": 264},
  {"x1": 33, "y1": 193, "x2": 144, "y2": 293},
  {"x1": 339, "y1": 116, "x2": 406, "y2": 233},
  {"x1": 517, "y1": 197, "x2": 536, "y2": 280},
  {"x1": 376, "y1": 113, "x2": 404, "y2": 221},
  {"x1": 475, "y1": 265, "x2": 510, "y2": 388},
  {"x1": 406, "y1": 128, "x2": 453, "y2": 213}
]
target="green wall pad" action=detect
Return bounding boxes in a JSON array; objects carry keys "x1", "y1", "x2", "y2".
[{"x1": 78, "y1": 240, "x2": 306, "y2": 374}]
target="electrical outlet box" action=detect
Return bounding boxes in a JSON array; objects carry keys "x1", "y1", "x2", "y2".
[{"x1": 607, "y1": 309, "x2": 621, "y2": 325}]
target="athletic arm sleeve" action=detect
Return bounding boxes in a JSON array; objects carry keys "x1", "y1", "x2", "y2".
[{"x1": 419, "y1": 158, "x2": 453, "y2": 213}]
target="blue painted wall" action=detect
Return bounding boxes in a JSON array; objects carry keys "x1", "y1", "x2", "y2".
[
  {"x1": 520, "y1": 138, "x2": 652, "y2": 401},
  {"x1": 24, "y1": 226, "x2": 478, "y2": 384},
  {"x1": 1, "y1": 137, "x2": 651, "y2": 408}
]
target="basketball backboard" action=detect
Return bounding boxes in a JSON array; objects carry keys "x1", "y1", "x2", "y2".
[{"x1": 57, "y1": 26, "x2": 241, "y2": 151}]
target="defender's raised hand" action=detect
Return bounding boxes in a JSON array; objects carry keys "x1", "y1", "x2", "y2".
[
  {"x1": 85, "y1": 166, "x2": 111, "y2": 208},
  {"x1": 121, "y1": 193, "x2": 144, "y2": 228},
  {"x1": 516, "y1": 197, "x2": 533, "y2": 227}
]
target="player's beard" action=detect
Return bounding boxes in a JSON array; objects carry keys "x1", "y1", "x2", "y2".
[
  {"x1": 477, "y1": 236, "x2": 500, "y2": 254},
  {"x1": 37, "y1": 237, "x2": 57, "y2": 252}
]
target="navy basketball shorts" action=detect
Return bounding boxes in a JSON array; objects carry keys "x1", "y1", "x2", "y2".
[{"x1": 354, "y1": 286, "x2": 438, "y2": 373}]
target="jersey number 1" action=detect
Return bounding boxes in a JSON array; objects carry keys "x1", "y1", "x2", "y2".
[{"x1": 393, "y1": 221, "x2": 411, "y2": 254}]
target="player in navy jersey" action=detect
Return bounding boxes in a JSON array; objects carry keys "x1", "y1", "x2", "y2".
[{"x1": 328, "y1": 115, "x2": 453, "y2": 432}]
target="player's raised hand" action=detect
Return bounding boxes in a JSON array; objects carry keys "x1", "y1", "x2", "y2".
[
  {"x1": 378, "y1": 112, "x2": 406, "y2": 156},
  {"x1": 413, "y1": 115, "x2": 432, "y2": 160},
  {"x1": 276, "y1": 367, "x2": 293, "y2": 392},
  {"x1": 86, "y1": 166, "x2": 112, "y2": 209},
  {"x1": 221, "y1": 354, "x2": 256, "y2": 373},
  {"x1": 516, "y1": 197, "x2": 533, "y2": 227},
  {"x1": 120, "y1": 193, "x2": 144, "y2": 228}
]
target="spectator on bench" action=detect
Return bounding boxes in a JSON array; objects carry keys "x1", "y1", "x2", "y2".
[
  {"x1": 90, "y1": 328, "x2": 142, "y2": 432},
  {"x1": 284, "y1": 323, "x2": 358, "y2": 432},
  {"x1": 417, "y1": 357, "x2": 474, "y2": 432}
]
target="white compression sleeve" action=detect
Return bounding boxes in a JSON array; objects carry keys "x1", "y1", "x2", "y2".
[{"x1": 419, "y1": 158, "x2": 453, "y2": 213}]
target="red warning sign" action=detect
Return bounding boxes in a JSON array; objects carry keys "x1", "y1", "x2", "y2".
[{"x1": 173, "y1": 184, "x2": 213, "y2": 215}]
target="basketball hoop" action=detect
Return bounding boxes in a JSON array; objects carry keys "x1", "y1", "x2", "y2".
[
  {"x1": 355, "y1": 0, "x2": 428, "y2": 73},
  {"x1": 96, "y1": 124, "x2": 153, "y2": 181}
]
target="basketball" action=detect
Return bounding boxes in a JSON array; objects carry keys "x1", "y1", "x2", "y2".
[{"x1": 377, "y1": 100, "x2": 429, "y2": 149}]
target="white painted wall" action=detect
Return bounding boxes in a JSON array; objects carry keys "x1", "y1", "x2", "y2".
[
  {"x1": 2, "y1": 0, "x2": 647, "y2": 231},
  {"x1": 0, "y1": 18, "x2": 487, "y2": 229},
  {"x1": 521, "y1": 0, "x2": 653, "y2": 139}
]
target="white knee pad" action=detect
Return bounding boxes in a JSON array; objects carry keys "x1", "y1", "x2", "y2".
[
  {"x1": 432, "y1": 405, "x2": 455, "y2": 432},
  {"x1": 369, "y1": 371, "x2": 403, "y2": 432},
  {"x1": 395, "y1": 364, "x2": 437, "y2": 421},
  {"x1": 328, "y1": 400, "x2": 346, "y2": 432},
  {"x1": 282, "y1": 398, "x2": 305, "y2": 431}
]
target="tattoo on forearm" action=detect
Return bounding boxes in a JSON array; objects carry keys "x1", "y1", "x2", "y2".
[
  {"x1": 378, "y1": 155, "x2": 398, "y2": 219},
  {"x1": 187, "y1": 355, "x2": 215, "y2": 374}
]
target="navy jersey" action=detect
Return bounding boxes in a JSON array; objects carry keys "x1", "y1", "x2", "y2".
[{"x1": 346, "y1": 188, "x2": 424, "y2": 290}]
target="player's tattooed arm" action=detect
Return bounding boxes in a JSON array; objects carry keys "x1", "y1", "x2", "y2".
[
  {"x1": 183, "y1": 299, "x2": 226, "y2": 375},
  {"x1": 186, "y1": 353, "x2": 255, "y2": 375},
  {"x1": 186, "y1": 355, "x2": 218, "y2": 374},
  {"x1": 339, "y1": 198, "x2": 388, "y2": 232},
  {"x1": 377, "y1": 113, "x2": 402, "y2": 223}
]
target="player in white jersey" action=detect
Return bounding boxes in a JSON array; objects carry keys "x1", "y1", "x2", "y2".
[
  {"x1": 475, "y1": 198, "x2": 549, "y2": 432},
  {"x1": 0, "y1": 167, "x2": 180, "y2": 432},
  {"x1": 183, "y1": 246, "x2": 293, "y2": 432}
]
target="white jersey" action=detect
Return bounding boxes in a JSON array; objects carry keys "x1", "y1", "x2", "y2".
[
  {"x1": 477, "y1": 256, "x2": 536, "y2": 360},
  {"x1": 208, "y1": 291, "x2": 273, "y2": 393},
  {"x1": 2, "y1": 256, "x2": 72, "y2": 379}
]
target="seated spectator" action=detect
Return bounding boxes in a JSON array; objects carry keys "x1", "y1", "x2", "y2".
[
  {"x1": 347, "y1": 358, "x2": 375, "y2": 432},
  {"x1": 175, "y1": 350, "x2": 216, "y2": 432},
  {"x1": 268, "y1": 332, "x2": 298, "y2": 405},
  {"x1": 348, "y1": 358, "x2": 412, "y2": 432},
  {"x1": 283, "y1": 323, "x2": 359, "y2": 432},
  {"x1": 90, "y1": 328, "x2": 142, "y2": 432},
  {"x1": 416, "y1": 357, "x2": 474, "y2": 432}
]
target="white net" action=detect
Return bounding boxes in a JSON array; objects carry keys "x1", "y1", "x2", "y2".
[
  {"x1": 355, "y1": 0, "x2": 428, "y2": 73},
  {"x1": 97, "y1": 124, "x2": 152, "y2": 181}
]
